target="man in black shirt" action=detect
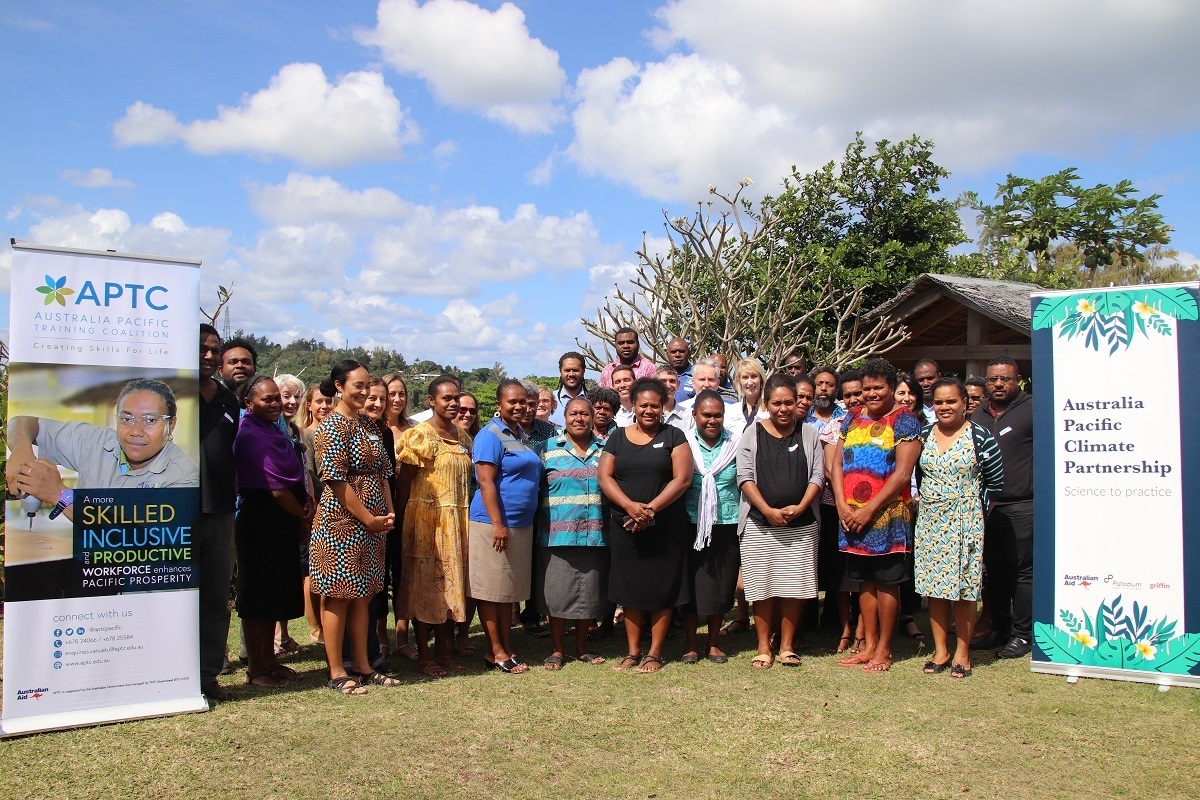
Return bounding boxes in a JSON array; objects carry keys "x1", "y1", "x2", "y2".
[
  {"x1": 219, "y1": 337, "x2": 257, "y2": 397},
  {"x1": 970, "y1": 356, "x2": 1035, "y2": 659},
  {"x1": 198, "y1": 324, "x2": 241, "y2": 700}
]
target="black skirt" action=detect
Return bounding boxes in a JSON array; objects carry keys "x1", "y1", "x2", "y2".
[
  {"x1": 607, "y1": 510, "x2": 689, "y2": 610},
  {"x1": 235, "y1": 487, "x2": 305, "y2": 622},
  {"x1": 684, "y1": 523, "x2": 740, "y2": 616}
]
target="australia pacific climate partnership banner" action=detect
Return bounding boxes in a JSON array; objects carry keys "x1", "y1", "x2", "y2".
[
  {"x1": 1030, "y1": 282, "x2": 1200, "y2": 687},
  {"x1": 2, "y1": 242, "x2": 206, "y2": 736}
]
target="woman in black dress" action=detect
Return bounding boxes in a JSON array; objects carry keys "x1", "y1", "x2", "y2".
[
  {"x1": 233, "y1": 377, "x2": 315, "y2": 688},
  {"x1": 598, "y1": 378, "x2": 693, "y2": 673}
]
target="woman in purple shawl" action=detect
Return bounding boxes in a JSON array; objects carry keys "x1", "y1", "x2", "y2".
[{"x1": 234, "y1": 376, "x2": 315, "y2": 688}]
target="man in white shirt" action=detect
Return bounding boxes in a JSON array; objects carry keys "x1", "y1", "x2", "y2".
[{"x1": 655, "y1": 366, "x2": 692, "y2": 431}]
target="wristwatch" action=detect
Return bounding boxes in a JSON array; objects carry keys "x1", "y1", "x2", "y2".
[{"x1": 48, "y1": 488, "x2": 74, "y2": 520}]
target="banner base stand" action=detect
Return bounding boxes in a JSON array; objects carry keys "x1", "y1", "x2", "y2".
[
  {"x1": 1, "y1": 696, "x2": 209, "y2": 738},
  {"x1": 1032, "y1": 661, "x2": 1200, "y2": 690}
]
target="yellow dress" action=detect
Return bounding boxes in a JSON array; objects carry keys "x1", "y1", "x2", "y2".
[{"x1": 395, "y1": 422, "x2": 472, "y2": 624}]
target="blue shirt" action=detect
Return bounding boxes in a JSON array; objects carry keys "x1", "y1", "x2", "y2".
[
  {"x1": 469, "y1": 418, "x2": 542, "y2": 528},
  {"x1": 675, "y1": 363, "x2": 694, "y2": 402},
  {"x1": 805, "y1": 404, "x2": 848, "y2": 436}
]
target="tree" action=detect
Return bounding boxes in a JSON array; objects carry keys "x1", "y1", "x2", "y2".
[
  {"x1": 970, "y1": 168, "x2": 1174, "y2": 286},
  {"x1": 578, "y1": 180, "x2": 908, "y2": 372}
]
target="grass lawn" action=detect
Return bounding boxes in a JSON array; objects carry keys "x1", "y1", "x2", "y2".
[{"x1": 1, "y1": 613, "x2": 1197, "y2": 800}]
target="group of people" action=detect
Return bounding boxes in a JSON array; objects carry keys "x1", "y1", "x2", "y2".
[{"x1": 196, "y1": 323, "x2": 1035, "y2": 699}]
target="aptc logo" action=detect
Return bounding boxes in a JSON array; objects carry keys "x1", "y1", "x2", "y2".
[
  {"x1": 33, "y1": 273, "x2": 168, "y2": 310},
  {"x1": 36, "y1": 275, "x2": 75, "y2": 306}
]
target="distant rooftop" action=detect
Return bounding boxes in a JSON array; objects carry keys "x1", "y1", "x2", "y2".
[{"x1": 867, "y1": 273, "x2": 1041, "y2": 333}]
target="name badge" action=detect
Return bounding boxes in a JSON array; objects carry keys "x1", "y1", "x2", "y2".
[
  {"x1": 872, "y1": 438, "x2": 884, "y2": 445},
  {"x1": 652, "y1": 442, "x2": 664, "y2": 449},
  {"x1": 223, "y1": 413, "x2": 235, "y2": 423},
  {"x1": 367, "y1": 433, "x2": 381, "y2": 442},
  {"x1": 999, "y1": 426, "x2": 1012, "y2": 436},
  {"x1": 788, "y1": 444, "x2": 799, "y2": 452}
]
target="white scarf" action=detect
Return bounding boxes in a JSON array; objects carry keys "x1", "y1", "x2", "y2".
[{"x1": 686, "y1": 428, "x2": 739, "y2": 551}]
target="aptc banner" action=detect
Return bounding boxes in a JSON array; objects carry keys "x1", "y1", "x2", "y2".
[
  {"x1": 3, "y1": 242, "x2": 206, "y2": 736},
  {"x1": 1030, "y1": 282, "x2": 1200, "y2": 687}
]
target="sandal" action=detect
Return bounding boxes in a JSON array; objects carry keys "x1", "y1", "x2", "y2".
[
  {"x1": 612, "y1": 653, "x2": 642, "y2": 671},
  {"x1": 778, "y1": 651, "x2": 801, "y2": 667},
  {"x1": 396, "y1": 644, "x2": 419, "y2": 662},
  {"x1": 544, "y1": 654, "x2": 565, "y2": 670},
  {"x1": 851, "y1": 637, "x2": 867, "y2": 653},
  {"x1": 923, "y1": 659, "x2": 952, "y2": 675},
  {"x1": 838, "y1": 652, "x2": 871, "y2": 667},
  {"x1": 418, "y1": 661, "x2": 448, "y2": 678},
  {"x1": 358, "y1": 670, "x2": 402, "y2": 686},
  {"x1": 269, "y1": 665, "x2": 299, "y2": 680},
  {"x1": 436, "y1": 656, "x2": 466, "y2": 672},
  {"x1": 328, "y1": 675, "x2": 367, "y2": 695},
  {"x1": 637, "y1": 655, "x2": 665, "y2": 673},
  {"x1": 708, "y1": 652, "x2": 729, "y2": 664},
  {"x1": 830, "y1": 636, "x2": 853, "y2": 654},
  {"x1": 720, "y1": 619, "x2": 750, "y2": 636},
  {"x1": 680, "y1": 652, "x2": 700, "y2": 664},
  {"x1": 863, "y1": 660, "x2": 892, "y2": 673},
  {"x1": 578, "y1": 652, "x2": 606, "y2": 665},
  {"x1": 751, "y1": 654, "x2": 774, "y2": 669},
  {"x1": 496, "y1": 657, "x2": 528, "y2": 674},
  {"x1": 951, "y1": 663, "x2": 973, "y2": 678}
]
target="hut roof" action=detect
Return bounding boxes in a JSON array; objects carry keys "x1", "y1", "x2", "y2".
[{"x1": 866, "y1": 273, "x2": 1040, "y2": 334}]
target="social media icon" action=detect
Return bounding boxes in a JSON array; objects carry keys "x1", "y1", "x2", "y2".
[
  {"x1": 54, "y1": 629, "x2": 63, "y2": 637},
  {"x1": 65, "y1": 628, "x2": 74, "y2": 636},
  {"x1": 77, "y1": 627, "x2": 86, "y2": 635}
]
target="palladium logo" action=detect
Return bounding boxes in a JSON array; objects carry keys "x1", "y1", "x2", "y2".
[{"x1": 36, "y1": 275, "x2": 75, "y2": 306}]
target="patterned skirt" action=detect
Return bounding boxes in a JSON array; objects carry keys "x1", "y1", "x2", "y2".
[{"x1": 913, "y1": 496, "x2": 984, "y2": 601}]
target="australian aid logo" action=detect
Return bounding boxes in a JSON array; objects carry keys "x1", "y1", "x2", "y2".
[
  {"x1": 15, "y1": 687, "x2": 49, "y2": 701},
  {"x1": 9, "y1": 249, "x2": 197, "y2": 370}
]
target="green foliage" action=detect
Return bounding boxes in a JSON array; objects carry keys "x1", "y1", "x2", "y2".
[
  {"x1": 1038, "y1": 596, "x2": 1200, "y2": 675},
  {"x1": 971, "y1": 168, "x2": 1173, "y2": 286},
  {"x1": 763, "y1": 132, "x2": 969, "y2": 310}
]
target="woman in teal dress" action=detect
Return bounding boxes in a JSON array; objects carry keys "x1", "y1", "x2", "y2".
[{"x1": 914, "y1": 378, "x2": 1003, "y2": 678}]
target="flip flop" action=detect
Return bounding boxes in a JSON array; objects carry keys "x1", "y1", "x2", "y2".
[
  {"x1": 751, "y1": 654, "x2": 774, "y2": 669},
  {"x1": 543, "y1": 654, "x2": 565, "y2": 670},
  {"x1": 863, "y1": 660, "x2": 891, "y2": 673},
  {"x1": 838, "y1": 653, "x2": 871, "y2": 667},
  {"x1": 578, "y1": 652, "x2": 606, "y2": 665}
]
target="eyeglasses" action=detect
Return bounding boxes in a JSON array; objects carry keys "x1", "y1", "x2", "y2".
[
  {"x1": 985, "y1": 376, "x2": 1017, "y2": 384},
  {"x1": 118, "y1": 413, "x2": 173, "y2": 429}
]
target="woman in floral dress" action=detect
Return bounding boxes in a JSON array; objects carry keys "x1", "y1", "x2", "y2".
[{"x1": 914, "y1": 378, "x2": 1004, "y2": 679}]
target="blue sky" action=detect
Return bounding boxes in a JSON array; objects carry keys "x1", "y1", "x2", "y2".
[{"x1": 3, "y1": 0, "x2": 1199, "y2": 378}]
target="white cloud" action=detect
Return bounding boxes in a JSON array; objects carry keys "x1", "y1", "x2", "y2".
[
  {"x1": 60, "y1": 167, "x2": 135, "y2": 189},
  {"x1": 249, "y1": 173, "x2": 411, "y2": 226},
  {"x1": 356, "y1": 0, "x2": 566, "y2": 133},
  {"x1": 365, "y1": 201, "x2": 600, "y2": 294},
  {"x1": 431, "y1": 139, "x2": 459, "y2": 167},
  {"x1": 567, "y1": 0, "x2": 1200, "y2": 201},
  {"x1": 113, "y1": 63, "x2": 418, "y2": 167},
  {"x1": 569, "y1": 54, "x2": 830, "y2": 200},
  {"x1": 21, "y1": 205, "x2": 231, "y2": 265}
]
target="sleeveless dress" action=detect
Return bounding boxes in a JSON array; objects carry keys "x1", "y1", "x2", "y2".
[{"x1": 913, "y1": 429, "x2": 985, "y2": 601}]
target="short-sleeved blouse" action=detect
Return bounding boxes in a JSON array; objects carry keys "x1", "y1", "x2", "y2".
[
  {"x1": 603, "y1": 424, "x2": 689, "y2": 523},
  {"x1": 468, "y1": 417, "x2": 541, "y2": 528}
]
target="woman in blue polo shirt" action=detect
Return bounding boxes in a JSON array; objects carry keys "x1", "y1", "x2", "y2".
[{"x1": 469, "y1": 379, "x2": 542, "y2": 674}]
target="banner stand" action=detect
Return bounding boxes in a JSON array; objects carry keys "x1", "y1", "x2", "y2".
[
  {"x1": 3, "y1": 241, "x2": 205, "y2": 736},
  {"x1": 1029, "y1": 282, "x2": 1200, "y2": 688}
]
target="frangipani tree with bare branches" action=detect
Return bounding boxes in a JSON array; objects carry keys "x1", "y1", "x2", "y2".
[{"x1": 578, "y1": 179, "x2": 907, "y2": 372}]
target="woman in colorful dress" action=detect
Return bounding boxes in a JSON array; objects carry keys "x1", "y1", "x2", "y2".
[
  {"x1": 736, "y1": 374, "x2": 824, "y2": 669},
  {"x1": 914, "y1": 378, "x2": 1004, "y2": 678},
  {"x1": 536, "y1": 397, "x2": 609, "y2": 669},
  {"x1": 395, "y1": 376, "x2": 473, "y2": 677},
  {"x1": 310, "y1": 360, "x2": 398, "y2": 695}
]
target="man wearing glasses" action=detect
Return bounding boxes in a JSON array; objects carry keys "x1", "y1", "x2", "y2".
[
  {"x1": 970, "y1": 356, "x2": 1034, "y2": 659},
  {"x1": 6, "y1": 378, "x2": 199, "y2": 522}
]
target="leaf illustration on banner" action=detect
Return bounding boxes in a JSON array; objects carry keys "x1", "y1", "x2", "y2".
[
  {"x1": 1037, "y1": 287, "x2": 1196, "y2": 351},
  {"x1": 1150, "y1": 634, "x2": 1200, "y2": 675},
  {"x1": 1034, "y1": 622, "x2": 1087, "y2": 664}
]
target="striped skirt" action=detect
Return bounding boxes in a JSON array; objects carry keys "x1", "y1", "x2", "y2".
[{"x1": 740, "y1": 518, "x2": 819, "y2": 602}]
